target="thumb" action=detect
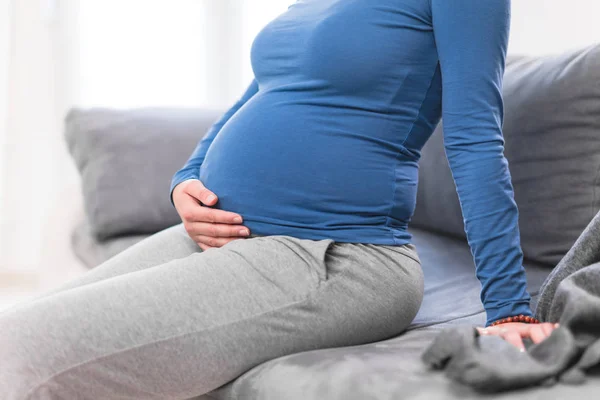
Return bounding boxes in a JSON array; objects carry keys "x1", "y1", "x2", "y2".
[{"x1": 185, "y1": 180, "x2": 218, "y2": 206}]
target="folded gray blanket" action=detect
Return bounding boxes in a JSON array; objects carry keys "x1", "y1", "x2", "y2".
[{"x1": 421, "y1": 210, "x2": 600, "y2": 392}]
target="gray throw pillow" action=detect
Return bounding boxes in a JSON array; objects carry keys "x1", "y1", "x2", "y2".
[
  {"x1": 411, "y1": 43, "x2": 600, "y2": 266},
  {"x1": 65, "y1": 107, "x2": 222, "y2": 240}
]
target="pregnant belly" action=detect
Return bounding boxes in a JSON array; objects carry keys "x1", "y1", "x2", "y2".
[{"x1": 199, "y1": 94, "x2": 417, "y2": 231}]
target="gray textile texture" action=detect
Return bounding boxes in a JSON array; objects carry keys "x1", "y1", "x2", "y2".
[
  {"x1": 412, "y1": 43, "x2": 600, "y2": 265},
  {"x1": 71, "y1": 220, "x2": 148, "y2": 268},
  {"x1": 420, "y1": 210, "x2": 600, "y2": 393},
  {"x1": 0, "y1": 224, "x2": 423, "y2": 399},
  {"x1": 65, "y1": 108, "x2": 221, "y2": 240},
  {"x1": 536, "y1": 208, "x2": 600, "y2": 322}
]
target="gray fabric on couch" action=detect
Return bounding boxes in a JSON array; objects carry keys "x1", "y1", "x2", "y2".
[
  {"x1": 64, "y1": 44, "x2": 600, "y2": 399},
  {"x1": 420, "y1": 210, "x2": 600, "y2": 393}
]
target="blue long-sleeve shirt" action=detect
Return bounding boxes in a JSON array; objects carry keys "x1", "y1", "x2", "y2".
[{"x1": 171, "y1": 0, "x2": 532, "y2": 325}]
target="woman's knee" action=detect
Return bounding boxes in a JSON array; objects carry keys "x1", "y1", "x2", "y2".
[
  {"x1": 0, "y1": 312, "x2": 49, "y2": 399},
  {"x1": 0, "y1": 295, "x2": 101, "y2": 399}
]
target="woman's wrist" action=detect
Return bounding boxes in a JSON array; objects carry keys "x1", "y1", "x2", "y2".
[
  {"x1": 485, "y1": 299, "x2": 533, "y2": 327},
  {"x1": 489, "y1": 314, "x2": 540, "y2": 327}
]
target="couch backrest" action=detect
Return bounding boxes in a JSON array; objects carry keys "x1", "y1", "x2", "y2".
[{"x1": 411, "y1": 43, "x2": 600, "y2": 266}]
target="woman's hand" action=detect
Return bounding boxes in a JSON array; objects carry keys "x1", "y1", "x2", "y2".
[
  {"x1": 173, "y1": 179, "x2": 250, "y2": 251},
  {"x1": 476, "y1": 322, "x2": 560, "y2": 352}
]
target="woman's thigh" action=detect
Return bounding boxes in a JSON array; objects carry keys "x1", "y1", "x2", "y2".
[
  {"x1": 0, "y1": 235, "x2": 423, "y2": 399},
  {"x1": 3, "y1": 223, "x2": 199, "y2": 314},
  {"x1": 55, "y1": 223, "x2": 200, "y2": 291}
]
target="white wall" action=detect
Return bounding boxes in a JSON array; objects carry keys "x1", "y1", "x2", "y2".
[
  {"x1": 0, "y1": 0, "x2": 10, "y2": 135},
  {"x1": 509, "y1": 0, "x2": 600, "y2": 55},
  {"x1": 77, "y1": 0, "x2": 207, "y2": 108},
  {"x1": 240, "y1": 0, "x2": 291, "y2": 85},
  {"x1": 1, "y1": 0, "x2": 65, "y2": 271},
  {"x1": 0, "y1": 0, "x2": 11, "y2": 252},
  {"x1": 204, "y1": 0, "x2": 245, "y2": 107}
]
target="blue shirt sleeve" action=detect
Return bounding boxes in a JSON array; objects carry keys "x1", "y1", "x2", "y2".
[
  {"x1": 170, "y1": 79, "x2": 260, "y2": 203},
  {"x1": 431, "y1": 0, "x2": 532, "y2": 325}
]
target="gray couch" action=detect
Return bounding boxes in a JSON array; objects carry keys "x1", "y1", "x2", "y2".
[{"x1": 64, "y1": 44, "x2": 600, "y2": 399}]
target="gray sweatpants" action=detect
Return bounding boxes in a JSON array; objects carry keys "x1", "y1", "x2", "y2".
[{"x1": 0, "y1": 224, "x2": 424, "y2": 399}]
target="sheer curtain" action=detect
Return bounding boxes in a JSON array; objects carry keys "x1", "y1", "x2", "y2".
[
  {"x1": 0, "y1": 1, "x2": 10, "y2": 245},
  {"x1": 240, "y1": 0, "x2": 291, "y2": 85},
  {"x1": 1, "y1": 0, "x2": 67, "y2": 273},
  {"x1": 76, "y1": 0, "x2": 208, "y2": 108},
  {"x1": 509, "y1": 0, "x2": 600, "y2": 55}
]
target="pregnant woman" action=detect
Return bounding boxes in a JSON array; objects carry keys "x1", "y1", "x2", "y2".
[{"x1": 1, "y1": 1, "x2": 557, "y2": 398}]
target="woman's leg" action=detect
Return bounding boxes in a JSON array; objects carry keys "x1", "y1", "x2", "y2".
[
  {"x1": 1, "y1": 223, "x2": 199, "y2": 315},
  {"x1": 0, "y1": 235, "x2": 423, "y2": 399}
]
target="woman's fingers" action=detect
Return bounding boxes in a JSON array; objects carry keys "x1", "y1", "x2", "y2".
[
  {"x1": 174, "y1": 181, "x2": 250, "y2": 249},
  {"x1": 194, "y1": 235, "x2": 242, "y2": 248},
  {"x1": 198, "y1": 242, "x2": 213, "y2": 251},
  {"x1": 480, "y1": 324, "x2": 524, "y2": 336},
  {"x1": 178, "y1": 196, "x2": 243, "y2": 224},
  {"x1": 190, "y1": 205, "x2": 244, "y2": 224},
  {"x1": 529, "y1": 323, "x2": 555, "y2": 344},
  {"x1": 476, "y1": 322, "x2": 559, "y2": 351},
  {"x1": 183, "y1": 179, "x2": 219, "y2": 206},
  {"x1": 499, "y1": 329, "x2": 526, "y2": 351},
  {"x1": 528, "y1": 324, "x2": 546, "y2": 344},
  {"x1": 185, "y1": 222, "x2": 250, "y2": 238},
  {"x1": 540, "y1": 322, "x2": 556, "y2": 337}
]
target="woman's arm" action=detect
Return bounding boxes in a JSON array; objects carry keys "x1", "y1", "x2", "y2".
[
  {"x1": 431, "y1": 0, "x2": 532, "y2": 326},
  {"x1": 170, "y1": 79, "x2": 260, "y2": 202}
]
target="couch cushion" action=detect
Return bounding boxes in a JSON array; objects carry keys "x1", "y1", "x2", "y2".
[
  {"x1": 408, "y1": 228, "x2": 550, "y2": 328},
  {"x1": 65, "y1": 108, "x2": 222, "y2": 240},
  {"x1": 411, "y1": 44, "x2": 600, "y2": 266},
  {"x1": 213, "y1": 318, "x2": 600, "y2": 400}
]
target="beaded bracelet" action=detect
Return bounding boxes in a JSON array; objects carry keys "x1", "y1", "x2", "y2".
[{"x1": 490, "y1": 314, "x2": 540, "y2": 326}]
